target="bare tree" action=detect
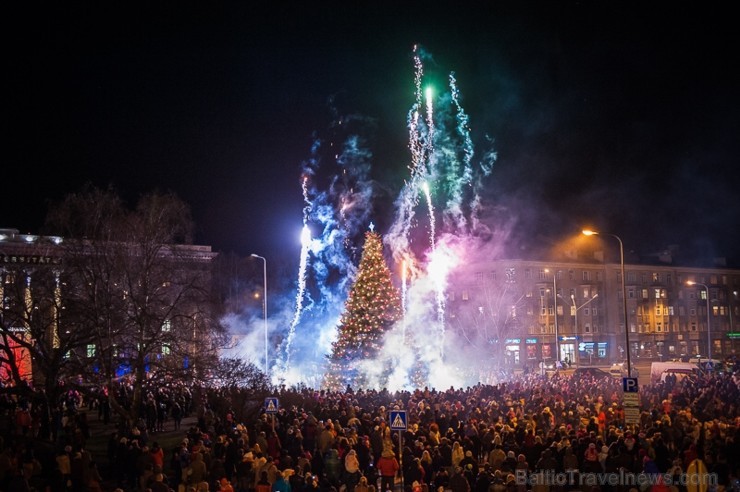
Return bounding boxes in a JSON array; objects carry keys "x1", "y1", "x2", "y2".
[{"x1": 44, "y1": 185, "x2": 226, "y2": 427}]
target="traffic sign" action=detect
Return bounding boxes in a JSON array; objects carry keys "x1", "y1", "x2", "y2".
[
  {"x1": 390, "y1": 410, "x2": 407, "y2": 430},
  {"x1": 624, "y1": 406, "x2": 640, "y2": 425},
  {"x1": 264, "y1": 397, "x2": 279, "y2": 414},
  {"x1": 623, "y1": 393, "x2": 640, "y2": 406},
  {"x1": 622, "y1": 377, "x2": 639, "y2": 393}
]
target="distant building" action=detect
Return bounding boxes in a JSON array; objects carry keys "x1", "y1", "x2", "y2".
[
  {"x1": 447, "y1": 253, "x2": 740, "y2": 368},
  {"x1": 0, "y1": 228, "x2": 219, "y2": 385}
]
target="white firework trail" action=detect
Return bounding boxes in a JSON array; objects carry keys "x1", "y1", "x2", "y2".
[{"x1": 280, "y1": 176, "x2": 313, "y2": 375}]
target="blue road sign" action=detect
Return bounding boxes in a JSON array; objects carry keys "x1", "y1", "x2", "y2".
[
  {"x1": 622, "y1": 377, "x2": 639, "y2": 393},
  {"x1": 264, "y1": 397, "x2": 279, "y2": 414},
  {"x1": 390, "y1": 410, "x2": 407, "y2": 430}
]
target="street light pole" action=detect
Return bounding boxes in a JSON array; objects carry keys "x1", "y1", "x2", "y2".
[
  {"x1": 251, "y1": 253, "x2": 268, "y2": 375},
  {"x1": 583, "y1": 230, "x2": 631, "y2": 377},
  {"x1": 553, "y1": 271, "x2": 560, "y2": 363},
  {"x1": 545, "y1": 269, "x2": 560, "y2": 364},
  {"x1": 566, "y1": 292, "x2": 599, "y2": 366},
  {"x1": 687, "y1": 281, "x2": 711, "y2": 361}
]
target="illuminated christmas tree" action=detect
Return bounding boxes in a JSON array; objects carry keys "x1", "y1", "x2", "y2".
[{"x1": 324, "y1": 227, "x2": 402, "y2": 390}]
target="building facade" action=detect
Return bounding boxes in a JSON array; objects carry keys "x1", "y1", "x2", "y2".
[
  {"x1": 447, "y1": 256, "x2": 740, "y2": 369},
  {"x1": 0, "y1": 228, "x2": 219, "y2": 385}
]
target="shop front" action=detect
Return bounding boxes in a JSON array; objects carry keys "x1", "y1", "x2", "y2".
[{"x1": 578, "y1": 340, "x2": 609, "y2": 365}]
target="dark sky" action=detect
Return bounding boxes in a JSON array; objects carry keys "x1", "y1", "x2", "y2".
[{"x1": 7, "y1": 2, "x2": 740, "y2": 267}]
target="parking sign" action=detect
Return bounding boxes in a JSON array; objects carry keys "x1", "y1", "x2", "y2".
[{"x1": 622, "y1": 377, "x2": 639, "y2": 393}]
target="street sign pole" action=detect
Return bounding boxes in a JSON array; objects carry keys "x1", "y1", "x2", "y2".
[{"x1": 389, "y1": 410, "x2": 407, "y2": 492}]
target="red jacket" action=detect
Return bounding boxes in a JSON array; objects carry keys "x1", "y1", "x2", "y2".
[{"x1": 376, "y1": 455, "x2": 400, "y2": 477}]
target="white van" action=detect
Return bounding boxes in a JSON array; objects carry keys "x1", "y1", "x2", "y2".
[{"x1": 650, "y1": 361, "x2": 701, "y2": 384}]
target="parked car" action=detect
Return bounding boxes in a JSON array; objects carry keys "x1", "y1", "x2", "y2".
[
  {"x1": 572, "y1": 367, "x2": 610, "y2": 378},
  {"x1": 609, "y1": 362, "x2": 639, "y2": 378}
]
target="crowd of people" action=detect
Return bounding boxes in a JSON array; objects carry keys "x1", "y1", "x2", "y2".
[{"x1": 0, "y1": 359, "x2": 738, "y2": 492}]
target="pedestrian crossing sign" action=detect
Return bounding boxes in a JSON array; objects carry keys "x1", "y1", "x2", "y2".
[
  {"x1": 264, "y1": 397, "x2": 279, "y2": 414},
  {"x1": 390, "y1": 410, "x2": 407, "y2": 430}
]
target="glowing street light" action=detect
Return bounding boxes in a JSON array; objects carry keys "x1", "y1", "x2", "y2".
[
  {"x1": 250, "y1": 253, "x2": 268, "y2": 375},
  {"x1": 686, "y1": 280, "x2": 712, "y2": 362},
  {"x1": 582, "y1": 229, "x2": 632, "y2": 377}
]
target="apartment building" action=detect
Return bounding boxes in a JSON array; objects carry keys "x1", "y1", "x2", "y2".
[{"x1": 447, "y1": 256, "x2": 740, "y2": 368}]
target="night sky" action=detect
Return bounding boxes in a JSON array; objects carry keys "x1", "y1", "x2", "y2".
[{"x1": 7, "y1": 2, "x2": 740, "y2": 268}]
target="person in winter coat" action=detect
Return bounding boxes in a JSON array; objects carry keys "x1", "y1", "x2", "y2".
[
  {"x1": 354, "y1": 475, "x2": 375, "y2": 492},
  {"x1": 448, "y1": 467, "x2": 471, "y2": 492},
  {"x1": 376, "y1": 449, "x2": 400, "y2": 492},
  {"x1": 323, "y1": 448, "x2": 341, "y2": 486},
  {"x1": 344, "y1": 449, "x2": 362, "y2": 491},
  {"x1": 271, "y1": 469, "x2": 293, "y2": 492}
]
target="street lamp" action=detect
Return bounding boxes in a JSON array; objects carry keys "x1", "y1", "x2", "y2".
[
  {"x1": 562, "y1": 292, "x2": 599, "y2": 366},
  {"x1": 583, "y1": 229, "x2": 632, "y2": 377},
  {"x1": 250, "y1": 253, "x2": 268, "y2": 375},
  {"x1": 686, "y1": 280, "x2": 712, "y2": 361},
  {"x1": 545, "y1": 269, "x2": 561, "y2": 363}
]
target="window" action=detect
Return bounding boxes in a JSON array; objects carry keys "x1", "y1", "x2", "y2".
[
  {"x1": 582, "y1": 287, "x2": 590, "y2": 299},
  {"x1": 162, "y1": 345, "x2": 171, "y2": 356},
  {"x1": 582, "y1": 271, "x2": 590, "y2": 281},
  {"x1": 627, "y1": 272, "x2": 636, "y2": 283},
  {"x1": 538, "y1": 269, "x2": 546, "y2": 280},
  {"x1": 596, "y1": 271, "x2": 602, "y2": 282},
  {"x1": 690, "y1": 308, "x2": 696, "y2": 316},
  {"x1": 462, "y1": 290, "x2": 469, "y2": 301},
  {"x1": 505, "y1": 268, "x2": 516, "y2": 283},
  {"x1": 525, "y1": 268, "x2": 532, "y2": 279},
  {"x1": 655, "y1": 306, "x2": 662, "y2": 316},
  {"x1": 628, "y1": 288, "x2": 635, "y2": 299},
  {"x1": 86, "y1": 344, "x2": 96, "y2": 357},
  {"x1": 668, "y1": 306, "x2": 674, "y2": 316},
  {"x1": 642, "y1": 273, "x2": 648, "y2": 284},
  {"x1": 584, "y1": 324, "x2": 591, "y2": 333},
  {"x1": 475, "y1": 272, "x2": 483, "y2": 282},
  {"x1": 489, "y1": 271, "x2": 497, "y2": 281},
  {"x1": 652, "y1": 272, "x2": 660, "y2": 282},
  {"x1": 539, "y1": 288, "x2": 546, "y2": 298},
  {"x1": 642, "y1": 289, "x2": 649, "y2": 300},
  {"x1": 584, "y1": 308, "x2": 590, "y2": 316},
  {"x1": 592, "y1": 308, "x2": 598, "y2": 316}
]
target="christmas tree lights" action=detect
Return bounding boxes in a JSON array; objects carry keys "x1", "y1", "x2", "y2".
[{"x1": 324, "y1": 229, "x2": 402, "y2": 390}]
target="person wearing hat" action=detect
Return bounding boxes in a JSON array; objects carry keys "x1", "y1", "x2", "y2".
[{"x1": 377, "y1": 448, "x2": 400, "y2": 492}]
